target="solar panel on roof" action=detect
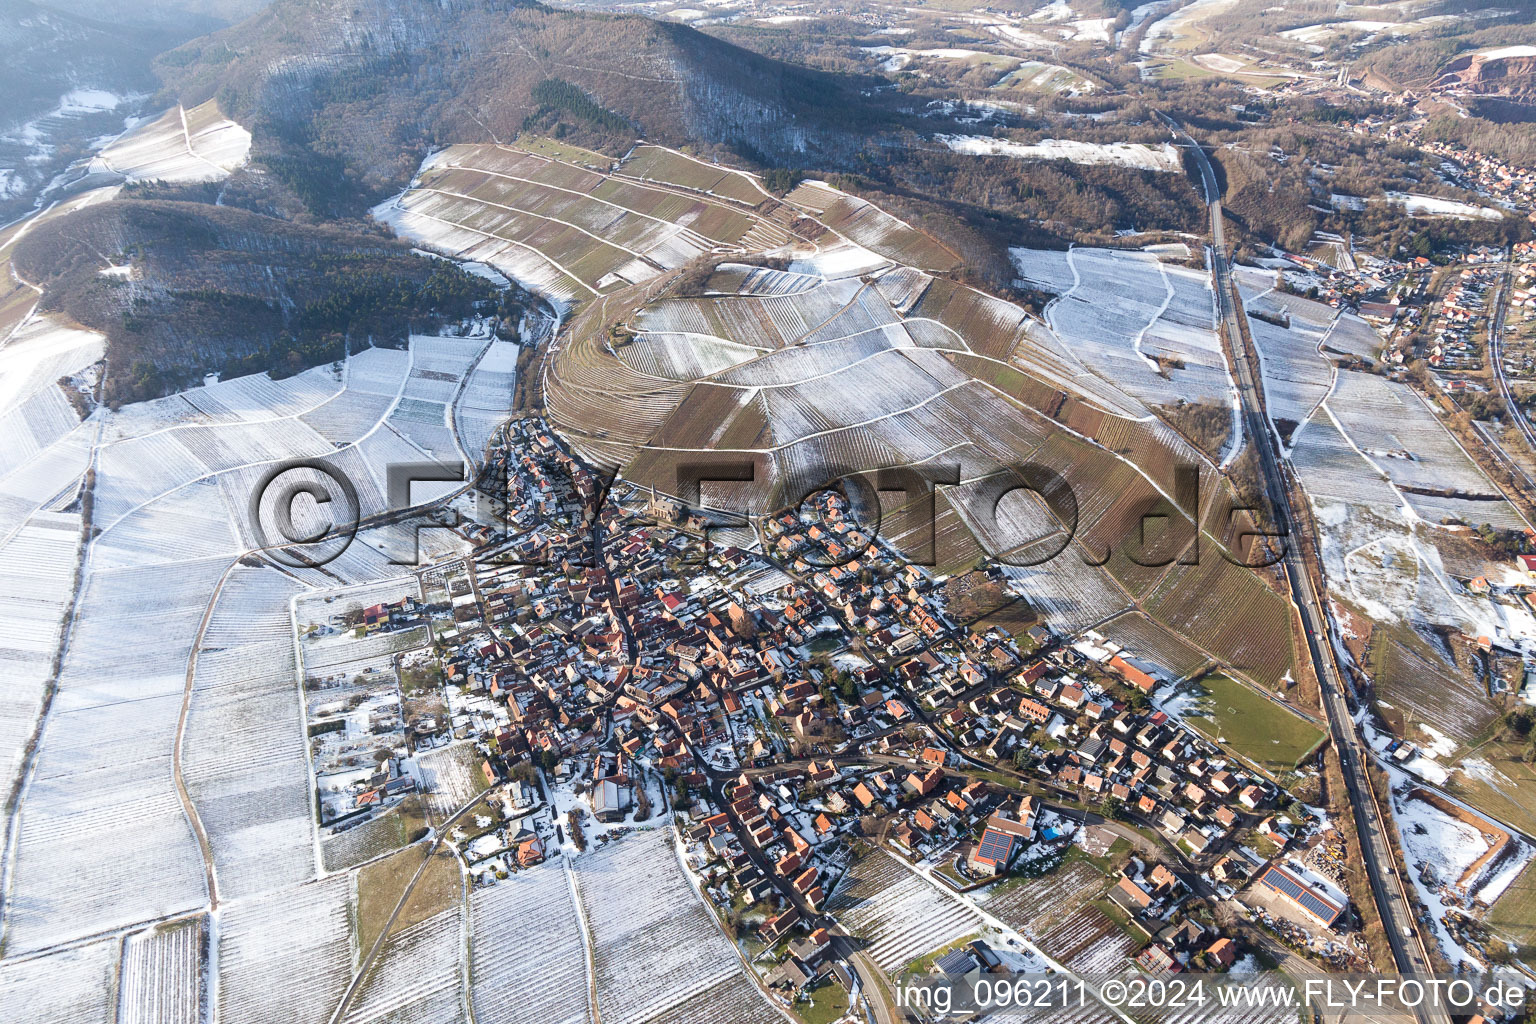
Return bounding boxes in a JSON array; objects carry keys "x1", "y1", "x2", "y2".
[
  {"x1": 1260, "y1": 866, "x2": 1341, "y2": 925},
  {"x1": 976, "y1": 828, "x2": 1016, "y2": 865}
]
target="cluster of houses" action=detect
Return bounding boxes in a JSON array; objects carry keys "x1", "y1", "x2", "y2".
[
  {"x1": 1411, "y1": 134, "x2": 1536, "y2": 230},
  {"x1": 1425, "y1": 265, "x2": 1497, "y2": 372},
  {"x1": 356, "y1": 412, "x2": 1367, "y2": 994}
]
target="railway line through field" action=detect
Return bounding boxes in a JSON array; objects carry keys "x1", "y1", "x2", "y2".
[{"x1": 1161, "y1": 112, "x2": 1449, "y2": 1024}]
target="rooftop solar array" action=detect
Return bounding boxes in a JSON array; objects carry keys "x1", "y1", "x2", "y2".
[
  {"x1": 975, "y1": 827, "x2": 1016, "y2": 866},
  {"x1": 1260, "y1": 865, "x2": 1342, "y2": 926}
]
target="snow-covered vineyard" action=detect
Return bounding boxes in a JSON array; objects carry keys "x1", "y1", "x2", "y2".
[
  {"x1": 0, "y1": 268, "x2": 520, "y2": 1019},
  {"x1": 3, "y1": 90, "x2": 1535, "y2": 1023},
  {"x1": 825, "y1": 850, "x2": 984, "y2": 973},
  {"x1": 90, "y1": 100, "x2": 251, "y2": 184},
  {"x1": 469, "y1": 865, "x2": 591, "y2": 1024},
  {"x1": 573, "y1": 830, "x2": 777, "y2": 1024},
  {"x1": 1013, "y1": 245, "x2": 1239, "y2": 427}
]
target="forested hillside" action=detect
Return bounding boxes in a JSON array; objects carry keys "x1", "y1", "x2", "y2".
[
  {"x1": 13, "y1": 199, "x2": 496, "y2": 405},
  {"x1": 155, "y1": 0, "x2": 894, "y2": 216}
]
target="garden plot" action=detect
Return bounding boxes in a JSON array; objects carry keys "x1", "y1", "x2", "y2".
[
  {"x1": 1049, "y1": 903, "x2": 1138, "y2": 973},
  {"x1": 0, "y1": 936, "x2": 118, "y2": 1024},
  {"x1": 574, "y1": 829, "x2": 756, "y2": 1024},
  {"x1": 826, "y1": 849, "x2": 984, "y2": 973},
  {"x1": 981, "y1": 861, "x2": 1106, "y2": 937},
  {"x1": 183, "y1": 567, "x2": 317, "y2": 902},
  {"x1": 1033, "y1": 247, "x2": 1231, "y2": 410},
  {"x1": 216, "y1": 873, "x2": 354, "y2": 1024},
  {"x1": 119, "y1": 917, "x2": 204, "y2": 1024},
  {"x1": 3, "y1": 556, "x2": 229, "y2": 954},
  {"x1": 92, "y1": 100, "x2": 250, "y2": 183},
  {"x1": 469, "y1": 863, "x2": 591, "y2": 1024},
  {"x1": 343, "y1": 905, "x2": 465, "y2": 1024}
]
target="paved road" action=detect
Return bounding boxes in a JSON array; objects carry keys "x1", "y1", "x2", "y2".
[{"x1": 1162, "y1": 113, "x2": 1447, "y2": 1023}]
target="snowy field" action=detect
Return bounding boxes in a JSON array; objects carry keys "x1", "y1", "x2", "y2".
[
  {"x1": 939, "y1": 136, "x2": 1180, "y2": 171},
  {"x1": 183, "y1": 567, "x2": 317, "y2": 902},
  {"x1": 826, "y1": 849, "x2": 984, "y2": 972},
  {"x1": 1384, "y1": 193, "x2": 1504, "y2": 221},
  {"x1": 1016, "y1": 246, "x2": 1235, "y2": 416},
  {"x1": 0, "y1": 936, "x2": 119, "y2": 1024},
  {"x1": 342, "y1": 905, "x2": 465, "y2": 1024},
  {"x1": 0, "y1": 511, "x2": 81, "y2": 822},
  {"x1": 469, "y1": 864, "x2": 591, "y2": 1024},
  {"x1": 119, "y1": 918, "x2": 204, "y2": 1024},
  {"x1": 1246, "y1": 304, "x2": 1335, "y2": 429},
  {"x1": 573, "y1": 829, "x2": 771, "y2": 1024},
  {"x1": 217, "y1": 874, "x2": 355, "y2": 1024},
  {"x1": 3, "y1": 556, "x2": 228, "y2": 954},
  {"x1": 91, "y1": 101, "x2": 250, "y2": 183}
]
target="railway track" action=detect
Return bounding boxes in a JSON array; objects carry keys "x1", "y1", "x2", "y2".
[{"x1": 1161, "y1": 112, "x2": 1449, "y2": 1024}]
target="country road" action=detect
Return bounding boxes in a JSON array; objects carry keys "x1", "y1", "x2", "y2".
[{"x1": 1160, "y1": 113, "x2": 1447, "y2": 1024}]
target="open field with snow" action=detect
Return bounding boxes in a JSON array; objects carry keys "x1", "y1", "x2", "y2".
[
  {"x1": 469, "y1": 864, "x2": 590, "y2": 1024},
  {"x1": 940, "y1": 136, "x2": 1179, "y2": 171},
  {"x1": 91, "y1": 100, "x2": 250, "y2": 183},
  {"x1": 574, "y1": 829, "x2": 771, "y2": 1024},
  {"x1": 826, "y1": 849, "x2": 983, "y2": 973}
]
